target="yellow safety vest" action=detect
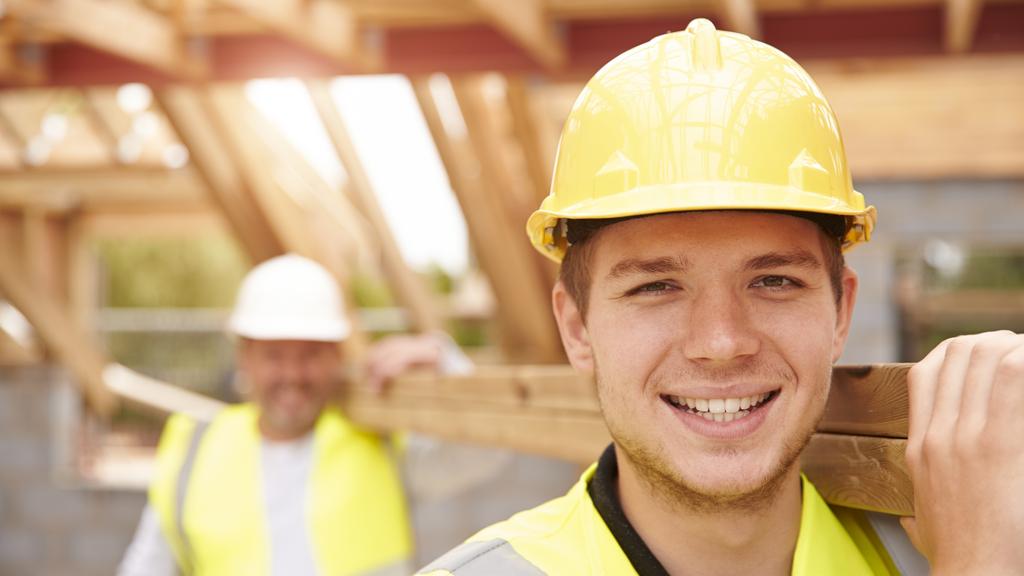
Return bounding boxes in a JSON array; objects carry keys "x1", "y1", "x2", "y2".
[
  {"x1": 420, "y1": 464, "x2": 903, "y2": 575},
  {"x1": 150, "y1": 404, "x2": 411, "y2": 576}
]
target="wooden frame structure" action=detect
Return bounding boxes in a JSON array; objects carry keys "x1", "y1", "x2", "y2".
[
  {"x1": 0, "y1": 1, "x2": 1020, "y2": 520},
  {"x1": 0, "y1": 0, "x2": 1022, "y2": 85}
]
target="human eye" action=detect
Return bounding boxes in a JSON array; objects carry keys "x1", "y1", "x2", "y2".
[
  {"x1": 625, "y1": 281, "x2": 676, "y2": 296},
  {"x1": 751, "y1": 275, "x2": 803, "y2": 291}
]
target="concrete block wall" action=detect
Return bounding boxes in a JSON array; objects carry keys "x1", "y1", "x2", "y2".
[{"x1": 0, "y1": 365, "x2": 146, "y2": 576}]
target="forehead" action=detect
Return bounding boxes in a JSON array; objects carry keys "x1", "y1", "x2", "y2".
[
  {"x1": 588, "y1": 211, "x2": 826, "y2": 273},
  {"x1": 241, "y1": 339, "x2": 338, "y2": 354}
]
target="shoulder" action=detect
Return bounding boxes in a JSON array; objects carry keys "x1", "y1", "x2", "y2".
[{"x1": 417, "y1": 475, "x2": 601, "y2": 575}]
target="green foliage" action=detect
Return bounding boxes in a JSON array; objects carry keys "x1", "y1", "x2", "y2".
[
  {"x1": 350, "y1": 273, "x2": 395, "y2": 308},
  {"x1": 923, "y1": 250, "x2": 1024, "y2": 291},
  {"x1": 99, "y1": 236, "x2": 249, "y2": 308},
  {"x1": 424, "y1": 264, "x2": 454, "y2": 295}
]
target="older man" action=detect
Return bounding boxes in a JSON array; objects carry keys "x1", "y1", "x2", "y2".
[
  {"x1": 418, "y1": 19, "x2": 1024, "y2": 575},
  {"x1": 120, "y1": 254, "x2": 417, "y2": 576}
]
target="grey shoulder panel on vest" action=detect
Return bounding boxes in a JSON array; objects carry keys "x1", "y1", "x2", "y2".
[
  {"x1": 865, "y1": 512, "x2": 930, "y2": 576},
  {"x1": 418, "y1": 539, "x2": 546, "y2": 576},
  {"x1": 175, "y1": 419, "x2": 212, "y2": 575}
]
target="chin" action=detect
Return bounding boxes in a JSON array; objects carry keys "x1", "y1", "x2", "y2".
[{"x1": 622, "y1": 437, "x2": 801, "y2": 512}]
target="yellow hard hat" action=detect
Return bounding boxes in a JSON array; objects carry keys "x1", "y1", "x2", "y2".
[{"x1": 527, "y1": 18, "x2": 876, "y2": 262}]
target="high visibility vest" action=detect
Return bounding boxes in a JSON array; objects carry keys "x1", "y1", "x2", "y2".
[
  {"x1": 419, "y1": 465, "x2": 922, "y2": 575},
  {"x1": 150, "y1": 404, "x2": 412, "y2": 576}
]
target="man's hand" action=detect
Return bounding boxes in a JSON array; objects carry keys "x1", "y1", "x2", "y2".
[
  {"x1": 902, "y1": 330, "x2": 1024, "y2": 575},
  {"x1": 363, "y1": 333, "x2": 448, "y2": 395}
]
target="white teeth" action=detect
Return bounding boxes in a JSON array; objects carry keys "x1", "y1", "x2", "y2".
[
  {"x1": 669, "y1": 391, "x2": 775, "y2": 419},
  {"x1": 712, "y1": 413, "x2": 725, "y2": 422}
]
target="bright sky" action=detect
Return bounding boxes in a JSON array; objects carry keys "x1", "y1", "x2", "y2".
[{"x1": 245, "y1": 76, "x2": 469, "y2": 275}]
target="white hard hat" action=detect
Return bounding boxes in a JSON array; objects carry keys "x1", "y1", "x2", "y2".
[{"x1": 228, "y1": 254, "x2": 350, "y2": 342}]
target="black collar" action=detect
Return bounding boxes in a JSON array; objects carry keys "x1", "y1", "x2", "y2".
[{"x1": 587, "y1": 444, "x2": 670, "y2": 576}]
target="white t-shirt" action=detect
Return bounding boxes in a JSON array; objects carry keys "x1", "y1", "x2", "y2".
[{"x1": 118, "y1": 433, "x2": 321, "y2": 576}]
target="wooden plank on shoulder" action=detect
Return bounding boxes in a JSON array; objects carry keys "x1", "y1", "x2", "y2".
[
  {"x1": 821, "y1": 364, "x2": 909, "y2": 438},
  {"x1": 343, "y1": 364, "x2": 915, "y2": 514},
  {"x1": 802, "y1": 433, "x2": 912, "y2": 516}
]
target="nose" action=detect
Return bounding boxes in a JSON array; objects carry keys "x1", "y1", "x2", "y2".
[
  {"x1": 682, "y1": 289, "x2": 760, "y2": 362},
  {"x1": 276, "y1": 355, "x2": 306, "y2": 385}
]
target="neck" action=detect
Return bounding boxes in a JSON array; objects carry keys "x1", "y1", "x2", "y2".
[
  {"x1": 258, "y1": 415, "x2": 316, "y2": 442},
  {"x1": 616, "y1": 447, "x2": 803, "y2": 576}
]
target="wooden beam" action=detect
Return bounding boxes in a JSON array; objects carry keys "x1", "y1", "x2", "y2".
[
  {"x1": 307, "y1": 80, "x2": 441, "y2": 333},
  {"x1": 450, "y1": 75, "x2": 562, "y2": 361},
  {"x1": 206, "y1": 85, "x2": 320, "y2": 259},
  {"x1": 0, "y1": 167, "x2": 207, "y2": 211},
  {"x1": 0, "y1": 39, "x2": 46, "y2": 85},
  {"x1": 13, "y1": 5, "x2": 1024, "y2": 86},
  {"x1": 721, "y1": 0, "x2": 760, "y2": 38},
  {"x1": 821, "y1": 364, "x2": 909, "y2": 438},
  {"x1": 802, "y1": 434, "x2": 912, "y2": 516},
  {"x1": 214, "y1": 0, "x2": 379, "y2": 70},
  {"x1": 78, "y1": 207, "x2": 224, "y2": 238},
  {"x1": 0, "y1": 321, "x2": 40, "y2": 366},
  {"x1": 505, "y1": 76, "x2": 553, "y2": 209},
  {"x1": 6, "y1": 0, "x2": 203, "y2": 79},
  {"x1": 155, "y1": 87, "x2": 283, "y2": 262},
  {"x1": 946, "y1": 0, "x2": 985, "y2": 53},
  {"x1": 0, "y1": 243, "x2": 116, "y2": 416},
  {"x1": 205, "y1": 85, "x2": 371, "y2": 358},
  {"x1": 412, "y1": 76, "x2": 562, "y2": 362},
  {"x1": 80, "y1": 90, "x2": 120, "y2": 165},
  {"x1": 805, "y1": 55, "x2": 1024, "y2": 180},
  {"x1": 469, "y1": 0, "x2": 565, "y2": 71},
  {"x1": 343, "y1": 363, "x2": 914, "y2": 514},
  {"x1": 104, "y1": 363, "x2": 225, "y2": 421}
]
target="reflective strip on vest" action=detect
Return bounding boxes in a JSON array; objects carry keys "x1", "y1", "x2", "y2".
[
  {"x1": 865, "y1": 512, "x2": 930, "y2": 575},
  {"x1": 418, "y1": 539, "x2": 545, "y2": 575},
  {"x1": 174, "y1": 420, "x2": 211, "y2": 575}
]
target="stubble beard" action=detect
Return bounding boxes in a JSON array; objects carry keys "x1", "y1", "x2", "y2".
[{"x1": 596, "y1": 360, "x2": 829, "y2": 515}]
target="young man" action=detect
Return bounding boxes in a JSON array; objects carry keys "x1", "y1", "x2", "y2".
[{"x1": 418, "y1": 18, "x2": 1024, "y2": 575}]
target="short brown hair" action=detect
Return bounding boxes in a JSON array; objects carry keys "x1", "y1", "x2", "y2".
[{"x1": 559, "y1": 211, "x2": 847, "y2": 319}]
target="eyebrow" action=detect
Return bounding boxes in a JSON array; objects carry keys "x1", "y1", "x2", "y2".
[
  {"x1": 743, "y1": 249, "x2": 822, "y2": 272},
  {"x1": 606, "y1": 256, "x2": 690, "y2": 280}
]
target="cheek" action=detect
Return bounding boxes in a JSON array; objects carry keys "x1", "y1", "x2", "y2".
[{"x1": 587, "y1": 304, "x2": 679, "y2": 387}]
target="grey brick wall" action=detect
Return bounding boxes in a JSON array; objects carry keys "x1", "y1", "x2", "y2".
[{"x1": 0, "y1": 366, "x2": 146, "y2": 576}]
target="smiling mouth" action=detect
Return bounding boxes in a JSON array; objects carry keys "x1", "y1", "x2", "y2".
[{"x1": 661, "y1": 391, "x2": 779, "y2": 423}]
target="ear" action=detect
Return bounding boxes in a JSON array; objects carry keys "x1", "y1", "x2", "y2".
[
  {"x1": 552, "y1": 281, "x2": 595, "y2": 373},
  {"x1": 831, "y1": 266, "x2": 859, "y2": 363}
]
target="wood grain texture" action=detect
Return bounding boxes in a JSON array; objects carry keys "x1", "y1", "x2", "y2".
[
  {"x1": 822, "y1": 364, "x2": 910, "y2": 438},
  {"x1": 802, "y1": 434, "x2": 912, "y2": 516}
]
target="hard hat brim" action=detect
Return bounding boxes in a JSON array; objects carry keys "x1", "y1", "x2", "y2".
[
  {"x1": 527, "y1": 182, "x2": 876, "y2": 262},
  {"x1": 229, "y1": 316, "x2": 350, "y2": 343}
]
